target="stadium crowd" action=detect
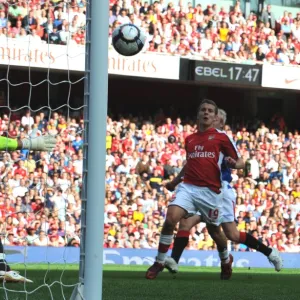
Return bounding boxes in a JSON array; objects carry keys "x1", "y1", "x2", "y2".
[
  {"x1": 0, "y1": 0, "x2": 86, "y2": 46},
  {"x1": 0, "y1": 108, "x2": 300, "y2": 253},
  {"x1": 0, "y1": 109, "x2": 83, "y2": 248},
  {"x1": 108, "y1": 0, "x2": 300, "y2": 65},
  {"x1": 0, "y1": 0, "x2": 299, "y2": 253},
  {"x1": 103, "y1": 113, "x2": 300, "y2": 253},
  {"x1": 0, "y1": 1, "x2": 299, "y2": 65}
]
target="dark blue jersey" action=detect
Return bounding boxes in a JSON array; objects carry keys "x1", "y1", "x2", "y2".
[{"x1": 221, "y1": 159, "x2": 232, "y2": 183}]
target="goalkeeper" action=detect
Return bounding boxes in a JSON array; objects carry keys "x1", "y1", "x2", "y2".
[{"x1": 0, "y1": 134, "x2": 56, "y2": 283}]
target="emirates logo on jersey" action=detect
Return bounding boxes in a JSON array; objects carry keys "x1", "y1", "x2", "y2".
[
  {"x1": 188, "y1": 151, "x2": 216, "y2": 159},
  {"x1": 188, "y1": 145, "x2": 216, "y2": 159},
  {"x1": 208, "y1": 135, "x2": 215, "y2": 140}
]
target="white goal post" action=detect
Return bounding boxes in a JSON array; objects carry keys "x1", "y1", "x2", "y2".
[{"x1": 70, "y1": 0, "x2": 109, "y2": 299}]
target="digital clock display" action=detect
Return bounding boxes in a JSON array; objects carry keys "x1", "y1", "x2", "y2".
[{"x1": 193, "y1": 61, "x2": 262, "y2": 86}]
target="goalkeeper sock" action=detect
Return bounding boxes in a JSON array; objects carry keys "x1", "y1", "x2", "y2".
[
  {"x1": 157, "y1": 234, "x2": 173, "y2": 262},
  {"x1": 239, "y1": 232, "x2": 272, "y2": 256},
  {"x1": 0, "y1": 240, "x2": 10, "y2": 272},
  {"x1": 171, "y1": 230, "x2": 189, "y2": 263},
  {"x1": 0, "y1": 259, "x2": 10, "y2": 272}
]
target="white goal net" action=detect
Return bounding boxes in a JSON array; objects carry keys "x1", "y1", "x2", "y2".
[{"x1": 0, "y1": 0, "x2": 88, "y2": 299}]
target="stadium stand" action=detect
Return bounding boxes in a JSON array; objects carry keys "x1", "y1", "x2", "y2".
[
  {"x1": 0, "y1": 1, "x2": 299, "y2": 64},
  {"x1": 108, "y1": 0, "x2": 300, "y2": 64},
  {"x1": 103, "y1": 113, "x2": 300, "y2": 253},
  {"x1": 0, "y1": 0, "x2": 86, "y2": 46},
  {"x1": 0, "y1": 109, "x2": 299, "y2": 253},
  {"x1": 0, "y1": 0, "x2": 299, "y2": 252}
]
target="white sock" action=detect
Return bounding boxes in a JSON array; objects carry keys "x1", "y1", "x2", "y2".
[
  {"x1": 157, "y1": 234, "x2": 173, "y2": 263},
  {"x1": 219, "y1": 249, "x2": 230, "y2": 264},
  {"x1": 0, "y1": 253, "x2": 6, "y2": 260},
  {"x1": 157, "y1": 252, "x2": 167, "y2": 262}
]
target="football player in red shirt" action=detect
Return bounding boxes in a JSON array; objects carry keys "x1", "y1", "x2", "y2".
[
  {"x1": 146, "y1": 99, "x2": 243, "y2": 279},
  {"x1": 163, "y1": 109, "x2": 282, "y2": 278}
]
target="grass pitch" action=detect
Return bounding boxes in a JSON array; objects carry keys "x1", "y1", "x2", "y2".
[{"x1": 0, "y1": 264, "x2": 300, "y2": 300}]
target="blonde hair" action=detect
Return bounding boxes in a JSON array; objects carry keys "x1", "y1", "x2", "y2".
[{"x1": 218, "y1": 109, "x2": 227, "y2": 128}]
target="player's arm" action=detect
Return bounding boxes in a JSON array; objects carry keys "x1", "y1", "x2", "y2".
[
  {"x1": 224, "y1": 156, "x2": 245, "y2": 169},
  {"x1": 0, "y1": 137, "x2": 21, "y2": 151},
  {"x1": 165, "y1": 165, "x2": 185, "y2": 191},
  {"x1": 221, "y1": 134, "x2": 244, "y2": 169},
  {"x1": 0, "y1": 135, "x2": 56, "y2": 151}
]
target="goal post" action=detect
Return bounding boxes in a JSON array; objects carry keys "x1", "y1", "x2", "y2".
[{"x1": 71, "y1": 0, "x2": 109, "y2": 299}]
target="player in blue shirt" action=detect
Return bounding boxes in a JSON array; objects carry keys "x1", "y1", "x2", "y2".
[
  {"x1": 221, "y1": 160, "x2": 233, "y2": 184},
  {"x1": 161, "y1": 109, "x2": 282, "y2": 279}
]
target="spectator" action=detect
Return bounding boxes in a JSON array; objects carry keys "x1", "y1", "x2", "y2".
[
  {"x1": 33, "y1": 231, "x2": 49, "y2": 246},
  {"x1": 261, "y1": 5, "x2": 276, "y2": 29},
  {"x1": 21, "y1": 110, "x2": 34, "y2": 129},
  {"x1": 59, "y1": 24, "x2": 71, "y2": 44},
  {"x1": 0, "y1": 10, "x2": 7, "y2": 28},
  {"x1": 22, "y1": 10, "x2": 37, "y2": 32},
  {"x1": 147, "y1": 169, "x2": 163, "y2": 192},
  {"x1": 26, "y1": 227, "x2": 38, "y2": 245},
  {"x1": 12, "y1": 20, "x2": 23, "y2": 36},
  {"x1": 51, "y1": 188, "x2": 67, "y2": 221},
  {"x1": 135, "y1": 154, "x2": 150, "y2": 176},
  {"x1": 116, "y1": 158, "x2": 130, "y2": 175},
  {"x1": 72, "y1": 134, "x2": 83, "y2": 153}
]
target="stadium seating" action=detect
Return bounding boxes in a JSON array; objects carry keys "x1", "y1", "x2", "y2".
[
  {"x1": 0, "y1": 1, "x2": 299, "y2": 64},
  {"x1": 0, "y1": 109, "x2": 299, "y2": 253},
  {"x1": 103, "y1": 113, "x2": 300, "y2": 253},
  {"x1": 108, "y1": 1, "x2": 300, "y2": 64},
  {"x1": 0, "y1": 1, "x2": 299, "y2": 252}
]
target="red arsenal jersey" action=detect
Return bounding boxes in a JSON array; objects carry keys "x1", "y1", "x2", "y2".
[{"x1": 183, "y1": 128, "x2": 240, "y2": 193}]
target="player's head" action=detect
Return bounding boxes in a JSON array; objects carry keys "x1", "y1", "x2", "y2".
[
  {"x1": 197, "y1": 99, "x2": 218, "y2": 130},
  {"x1": 215, "y1": 108, "x2": 227, "y2": 130}
]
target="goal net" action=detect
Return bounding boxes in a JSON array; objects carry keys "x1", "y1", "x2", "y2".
[{"x1": 0, "y1": 0, "x2": 89, "y2": 299}]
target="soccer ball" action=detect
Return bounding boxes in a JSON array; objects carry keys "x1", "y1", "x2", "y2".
[{"x1": 112, "y1": 24, "x2": 146, "y2": 57}]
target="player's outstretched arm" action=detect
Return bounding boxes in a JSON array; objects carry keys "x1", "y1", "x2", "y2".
[
  {"x1": 0, "y1": 135, "x2": 56, "y2": 152},
  {"x1": 225, "y1": 157, "x2": 245, "y2": 169}
]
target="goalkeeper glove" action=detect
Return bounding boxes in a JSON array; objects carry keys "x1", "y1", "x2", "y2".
[{"x1": 21, "y1": 135, "x2": 57, "y2": 152}]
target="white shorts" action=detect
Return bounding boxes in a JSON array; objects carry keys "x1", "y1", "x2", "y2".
[
  {"x1": 222, "y1": 181, "x2": 236, "y2": 223},
  {"x1": 194, "y1": 181, "x2": 236, "y2": 223},
  {"x1": 169, "y1": 183, "x2": 223, "y2": 226}
]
